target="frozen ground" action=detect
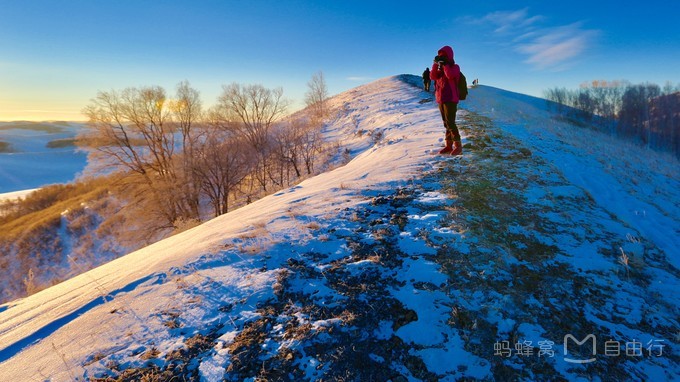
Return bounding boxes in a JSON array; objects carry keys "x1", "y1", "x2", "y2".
[{"x1": 0, "y1": 121, "x2": 87, "y2": 193}]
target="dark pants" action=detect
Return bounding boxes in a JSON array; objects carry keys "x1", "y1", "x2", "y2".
[
  {"x1": 424, "y1": 80, "x2": 431, "y2": 92},
  {"x1": 438, "y1": 102, "x2": 460, "y2": 142}
]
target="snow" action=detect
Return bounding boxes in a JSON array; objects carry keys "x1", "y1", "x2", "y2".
[
  {"x1": 0, "y1": 122, "x2": 88, "y2": 193},
  {"x1": 462, "y1": 86, "x2": 680, "y2": 268},
  {"x1": 0, "y1": 188, "x2": 38, "y2": 203},
  {"x1": 0, "y1": 77, "x2": 678, "y2": 381}
]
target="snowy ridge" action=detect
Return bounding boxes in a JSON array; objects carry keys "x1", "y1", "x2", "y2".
[
  {"x1": 0, "y1": 75, "x2": 446, "y2": 379},
  {"x1": 0, "y1": 76, "x2": 678, "y2": 381}
]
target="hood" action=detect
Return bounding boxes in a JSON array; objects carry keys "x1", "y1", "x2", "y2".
[{"x1": 438, "y1": 46, "x2": 454, "y2": 61}]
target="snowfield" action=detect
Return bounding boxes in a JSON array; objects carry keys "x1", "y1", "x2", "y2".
[
  {"x1": 0, "y1": 75, "x2": 678, "y2": 381},
  {"x1": 0, "y1": 122, "x2": 87, "y2": 193}
]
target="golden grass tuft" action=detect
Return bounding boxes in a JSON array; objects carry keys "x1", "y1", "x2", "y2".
[{"x1": 0, "y1": 176, "x2": 116, "y2": 241}]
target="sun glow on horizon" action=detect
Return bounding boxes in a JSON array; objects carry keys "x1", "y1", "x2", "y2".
[{"x1": 0, "y1": 109, "x2": 87, "y2": 122}]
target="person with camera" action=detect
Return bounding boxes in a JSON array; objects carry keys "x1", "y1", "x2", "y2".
[{"x1": 430, "y1": 45, "x2": 462, "y2": 155}]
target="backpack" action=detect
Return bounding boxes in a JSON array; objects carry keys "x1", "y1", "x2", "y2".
[{"x1": 457, "y1": 71, "x2": 468, "y2": 101}]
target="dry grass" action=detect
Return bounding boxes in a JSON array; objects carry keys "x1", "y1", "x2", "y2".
[
  {"x1": 239, "y1": 239, "x2": 270, "y2": 255},
  {"x1": 238, "y1": 221, "x2": 268, "y2": 240},
  {"x1": 0, "y1": 176, "x2": 116, "y2": 240},
  {"x1": 306, "y1": 221, "x2": 321, "y2": 230},
  {"x1": 171, "y1": 217, "x2": 201, "y2": 235},
  {"x1": 236, "y1": 223, "x2": 274, "y2": 254},
  {"x1": 0, "y1": 175, "x2": 132, "y2": 302}
]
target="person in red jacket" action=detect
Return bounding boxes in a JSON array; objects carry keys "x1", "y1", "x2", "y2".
[{"x1": 430, "y1": 45, "x2": 462, "y2": 155}]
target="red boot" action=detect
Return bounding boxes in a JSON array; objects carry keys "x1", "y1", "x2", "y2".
[
  {"x1": 450, "y1": 141, "x2": 463, "y2": 156},
  {"x1": 439, "y1": 138, "x2": 453, "y2": 154}
]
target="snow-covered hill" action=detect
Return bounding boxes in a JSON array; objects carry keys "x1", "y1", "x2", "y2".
[{"x1": 0, "y1": 76, "x2": 678, "y2": 381}]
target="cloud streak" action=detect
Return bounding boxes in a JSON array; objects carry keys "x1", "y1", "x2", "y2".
[
  {"x1": 479, "y1": 8, "x2": 543, "y2": 34},
  {"x1": 468, "y1": 8, "x2": 598, "y2": 71},
  {"x1": 517, "y1": 23, "x2": 598, "y2": 70}
]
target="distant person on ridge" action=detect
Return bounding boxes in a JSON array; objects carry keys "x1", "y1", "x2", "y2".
[
  {"x1": 422, "y1": 67, "x2": 431, "y2": 92},
  {"x1": 430, "y1": 45, "x2": 462, "y2": 156}
]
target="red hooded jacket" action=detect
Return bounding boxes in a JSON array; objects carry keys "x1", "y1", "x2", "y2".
[{"x1": 430, "y1": 45, "x2": 461, "y2": 104}]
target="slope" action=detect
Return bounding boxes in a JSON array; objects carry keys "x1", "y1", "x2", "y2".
[
  {"x1": 0, "y1": 76, "x2": 678, "y2": 381},
  {"x1": 0, "y1": 75, "x2": 447, "y2": 380}
]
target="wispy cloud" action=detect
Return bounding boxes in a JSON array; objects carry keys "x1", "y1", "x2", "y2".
[
  {"x1": 479, "y1": 8, "x2": 543, "y2": 34},
  {"x1": 464, "y1": 8, "x2": 598, "y2": 71},
  {"x1": 517, "y1": 23, "x2": 598, "y2": 70}
]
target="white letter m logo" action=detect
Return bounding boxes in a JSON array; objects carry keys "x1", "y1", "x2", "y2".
[{"x1": 564, "y1": 334, "x2": 597, "y2": 364}]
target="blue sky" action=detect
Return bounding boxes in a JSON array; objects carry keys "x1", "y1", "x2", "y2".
[{"x1": 0, "y1": 0, "x2": 678, "y2": 121}]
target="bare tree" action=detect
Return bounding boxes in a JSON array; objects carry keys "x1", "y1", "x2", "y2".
[
  {"x1": 545, "y1": 80, "x2": 679, "y2": 157},
  {"x1": 81, "y1": 83, "x2": 202, "y2": 228},
  {"x1": 214, "y1": 83, "x2": 288, "y2": 147},
  {"x1": 305, "y1": 71, "x2": 329, "y2": 122},
  {"x1": 299, "y1": 120, "x2": 326, "y2": 175},
  {"x1": 271, "y1": 120, "x2": 304, "y2": 185},
  {"x1": 211, "y1": 83, "x2": 289, "y2": 193},
  {"x1": 620, "y1": 83, "x2": 661, "y2": 144},
  {"x1": 170, "y1": 81, "x2": 203, "y2": 217},
  {"x1": 193, "y1": 131, "x2": 254, "y2": 216}
]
